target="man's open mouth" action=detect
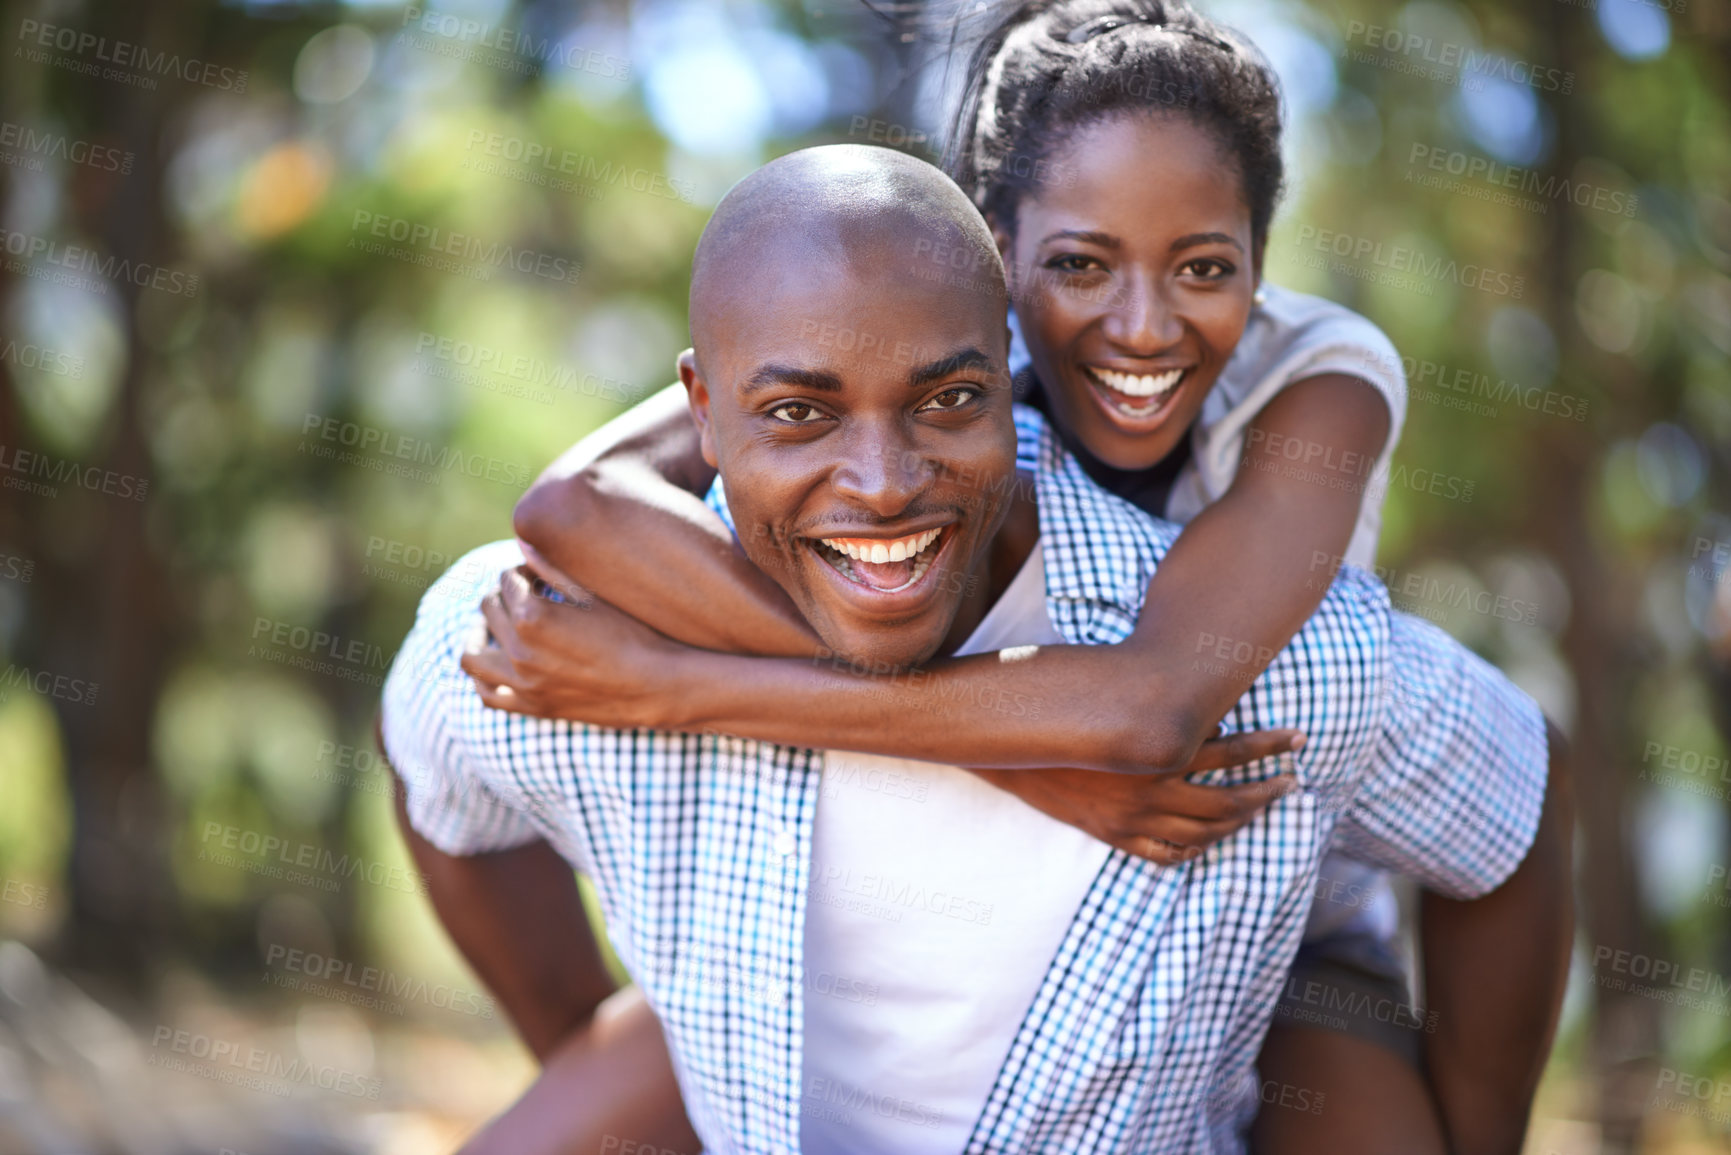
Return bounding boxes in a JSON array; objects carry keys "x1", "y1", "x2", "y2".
[
  {"x1": 1082, "y1": 365, "x2": 1188, "y2": 420},
  {"x1": 811, "y1": 526, "x2": 948, "y2": 593}
]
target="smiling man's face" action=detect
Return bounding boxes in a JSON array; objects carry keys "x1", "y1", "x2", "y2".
[{"x1": 682, "y1": 178, "x2": 1016, "y2": 669}]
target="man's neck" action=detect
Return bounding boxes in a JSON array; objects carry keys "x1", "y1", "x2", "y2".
[{"x1": 937, "y1": 474, "x2": 1039, "y2": 656}]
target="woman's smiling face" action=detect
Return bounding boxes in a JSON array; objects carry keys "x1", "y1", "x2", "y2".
[{"x1": 999, "y1": 111, "x2": 1258, "y2": 471}]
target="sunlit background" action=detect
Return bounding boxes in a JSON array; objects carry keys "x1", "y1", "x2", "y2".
[{"x1": 0, "y1": 0, "x2": 1726, "y2": 1151}]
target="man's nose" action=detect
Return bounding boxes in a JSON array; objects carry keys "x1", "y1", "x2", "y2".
[
  {"x1": 830, "y1": 425, "x2": 929, "y2": 516},
  {"x1": 1102, "y1": 275, "x2": 1183, "y2": 354}
]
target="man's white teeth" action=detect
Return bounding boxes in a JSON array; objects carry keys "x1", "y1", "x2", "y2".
[
  {"x1": 819, "y1": 528, "x2": 941, "y2": 562},
  {"x1": 1090, "y1": 367, "x2": 1183, "y2": 398}
]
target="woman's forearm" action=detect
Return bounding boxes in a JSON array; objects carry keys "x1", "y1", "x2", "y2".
[
  {"x1": 530, "y1": 464, "x2": 823, "y2": 658},
  {"x1": 514, "y1": 384, "x2": 821, "y2": 658},
  {"x1": 670, "y1": 641, "x2": 1199, "y2": 774}
]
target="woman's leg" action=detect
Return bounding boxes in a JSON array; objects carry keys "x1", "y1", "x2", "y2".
[
  {"x1": 1419, "y1": 721, "x2": 1575, "y2": 1154},
  {"x1": 461, "y1": 985, "x2": 701, "y2": 1155},
  {"x1": 1251, "y1": 1024, "x2": 1446, "y2": 1155},
  {"x1": 1256, "y1": 722, "x2": 1575, "y2": 1155},
  {"x1": 1251, "y1": 939, "x2": 1447, "y2": 1155}
]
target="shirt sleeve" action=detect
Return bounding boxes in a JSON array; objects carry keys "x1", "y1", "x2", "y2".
[
  {"x1": 380, "y1": 540, "x2": 544, "y2": 857},
  {"x1": 1169, "y1": 286, "x2": 1408, "y2": 568},
  {"x1": 1328, "y1": 610, "x2": 1550, "y2": 900}
]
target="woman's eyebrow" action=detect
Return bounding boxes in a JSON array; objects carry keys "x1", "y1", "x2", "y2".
[
  {"x1": 1038, "y1": 228, "x2": 1118, "y2": 248},
  {"x1": 1170, "y1": 231, "x2": 1243, "y2": 253}
]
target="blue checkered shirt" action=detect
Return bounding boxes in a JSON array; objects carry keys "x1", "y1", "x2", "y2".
[{"x1": 381, "y1": 404, "x2": 1546, "y2": 1153}]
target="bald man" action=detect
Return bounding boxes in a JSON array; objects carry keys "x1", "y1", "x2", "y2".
[{"x1": 381, "y1": 146, "x2": 1548, "y2": 1155}]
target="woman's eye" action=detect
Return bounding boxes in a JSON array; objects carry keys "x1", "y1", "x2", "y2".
[
  {"x1": 1181, "y1": 258, "x2": 1236, "y2": 280},
  {"x1": 770, "y1": 402, "x2": 825, "y2": 424},
  {"x1": 1046, "y1": 253, "x2": 1102, "y2": 274},
  {"x1": 919, "y1": 387, "x2": 977, "y2": 413}
]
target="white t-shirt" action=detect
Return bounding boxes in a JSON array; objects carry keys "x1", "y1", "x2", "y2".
[
  {"x1": 800, "y1": 541, "x2": 1109, "y2": 1154},
  {"x1": 1009, "y1": 284, "x2": 1407, "y2": 943}
]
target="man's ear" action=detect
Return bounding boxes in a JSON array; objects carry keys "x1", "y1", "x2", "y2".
[{"x1": 677, "y1": 349, "x2": 720, "y2": 470}]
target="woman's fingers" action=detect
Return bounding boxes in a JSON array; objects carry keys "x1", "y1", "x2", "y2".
[
  {"x1": 1161, "y1": 775, "x2": 1298, "y2": 822},
  {"x1": 480, "y1": 596, "x2": 533, "y2": 669},
  {"x1": 1184, "y1": 728, "x2": 1305, "y2": 772},
  {"x1": 1149, "y1": 810, "x2": 1263, "y2": 850},
  {"x1": 460, "y1": 645, "x2": 514, "y2": 687},
  {"x1": 1119, "y1": 836, "x2": 1207, "y2": 866},
  {"x1": 474, "y1": 680, "x2": 532, "y2": 715}
]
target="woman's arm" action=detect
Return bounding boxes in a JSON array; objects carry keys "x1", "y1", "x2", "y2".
[
  {"x1": 478, "y1": 374, "x2": 1389, "y2": 774},
  {"x1": 514, "y1": 382, "x2": 821, "y2": 658}
]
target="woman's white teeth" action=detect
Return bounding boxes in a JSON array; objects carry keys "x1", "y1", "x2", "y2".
[
  {"x1": 819, "y1": 528, "x2": 941, "y2": 562},
  {"x1": 1091, "y1": 367, "x2": 1183, "y2": 398}
]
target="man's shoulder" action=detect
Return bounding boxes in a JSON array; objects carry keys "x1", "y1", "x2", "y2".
[
  {"x1": 383, "y1": 540, "x2": 522, "y2": 717},
  {"x1": 418, "y1": 540, "x2": 525, "y2": 636}
]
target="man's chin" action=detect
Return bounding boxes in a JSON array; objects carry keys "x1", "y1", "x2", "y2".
[{"x1": 807, "y1": 616, "x2": 948, "y2": 675}]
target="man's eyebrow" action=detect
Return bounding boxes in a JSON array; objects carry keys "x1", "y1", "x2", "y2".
[
  {"x1": 1171, "y1": 231, "x2": 1243, "y2": 253},
  {"x1": 1039, "y1": 228, "x2": 1118, "y2": 249},
  {"x1": 909, "y1": 348, "x2": 995, "y2": 388},
  {"x1": 739, "y1": 364, "x2": 844, "y2": 396}
]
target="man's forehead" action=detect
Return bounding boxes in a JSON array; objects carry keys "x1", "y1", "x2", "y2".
[{"x1": 689, "y1": 168, "x2": 1007, "y2": 375}]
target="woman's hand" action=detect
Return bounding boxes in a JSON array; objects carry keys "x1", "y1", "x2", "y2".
[
  {"x1": 967, "y1": 729, "x2": 1304, "y2": 865},
  {"x1": 461, "y1": 565, "x2": 692, "y2": 730}
]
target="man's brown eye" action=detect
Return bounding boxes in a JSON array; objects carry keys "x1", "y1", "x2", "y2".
[
  {"x1": 771, "y1": 403, "x2": 822, "y2": 423},
  {"x1": 920, "y1": 388, "x2": 976, "y2": 412}
]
